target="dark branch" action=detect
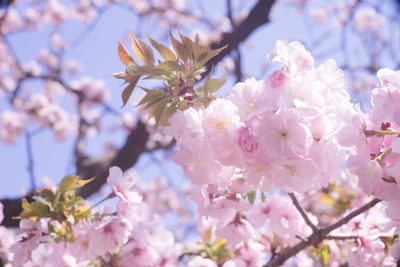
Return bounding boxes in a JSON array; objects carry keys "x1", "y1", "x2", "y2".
[
  {"x1": 288, "y1": 192, "x2": 318, "y2": 232},
  {"x1": 205, "y1": 0, "x2": 276, "y2": 76},
  {"x1": 76, "y1": 120, "x2": 150, "y2": 198},
  {"x1": 264, "y1": 198, "x2": 381, "y2": 267}
]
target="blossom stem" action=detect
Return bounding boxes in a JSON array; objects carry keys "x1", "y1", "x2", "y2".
[
  {"x1": 365, "y1": 130, "x2": 400, "y2": 137},
  {"x1": 375, "y1": 147, "x2": 392, "y2": 162},
  {"x1": 87, "y1": 192, "x2": 116, "y2": 211}
]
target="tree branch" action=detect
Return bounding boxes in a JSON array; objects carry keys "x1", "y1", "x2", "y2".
[
  {"x1": 264, "y1": 198, "x2": 381, "y2": 267},
  {"x1": 76, "y1": 120, "x2": 150, "y2": 198},
  {"x1": 205, "y1": 0, "x2": 276, "y2": 76},
  {"x1": 288, "y1": 192, "x2": 318, "y2": 232},
  {"x1": 25, "y1": 132, "x2": 36, "y2": 192}
]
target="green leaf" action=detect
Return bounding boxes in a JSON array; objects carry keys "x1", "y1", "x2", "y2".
[
  {"x1": 47, "y1": 221, "x2": 55, "y2": 233},
  {"x1": 196, "y1": 45, "x2": 228, "y2": 68},
  {"x1": 179, "y1": 32, "x2": 194, "y2": 60},
  {"x1": 117, "y1": 40, "x2": 133, "y2": 66},
  {"x1": 22, "y1": 198, "x2": 31, "y2": 211},
  {"x1": 69, "y1": 196, "x2": 84, "y2": 206},
  {"x1": 19, "y1": 199, "x2": 51, "y2": 220},
  {"x1": 321, "y1": 245, "x2": 330, "y2": 265},
  {"x1": 128, "y1": 31, "x2": 154, "y2": 65},
  {"x1": 206, "y1": 77, "x2": 227, "y2": 95},
  {"x1": 126, "y1": 61, "x2": 142, "y2": 76},
  {"x1": 59, "y1": 175, "x2": 80, "y2": 193},
  {"x1": 59, "y1": 175, "x2": 95, "y2": 193},
  {"x1": 137, "y1": 88, "x2": 169, "y2": 107},
  {"x1": 121, "y1": 76, "x2": 141, "y2": 108},
  {"x1": 146, "y1": 98, "x2": 177, "y2": 129},
  {"x1": 169, "y1": 31, "x2": 187, "y2": 62},
  {"x1": 39, "y1": 188, "x2": 55, "y2": 201},
  {"x1": 162, "y1": 102, "x2": 178, "y2": 125},
  {"x1": 34, "y1": 195, "x2": 54, "y2": 211},
  {"x1": 77, "y1": 177, "x2": 95, "y2": 188},
  {"x1": 146, "y1": 33, "x2": 176, "y2": 61},
  {"x1": 200, "y1": 65, "x2": 213, "y2": 95},
  {"x1": 192, "y1": 42, "x2": 209, "y2": 63},
  {"x1": 247, "y1": 191, "x2": 256, "y2": 204},
  {"x1": 151, "y1": 98, "x2": 169, "y2": 128},
  {"x1": 156, "y1": 61, "x2": 182, "y2": 72}
]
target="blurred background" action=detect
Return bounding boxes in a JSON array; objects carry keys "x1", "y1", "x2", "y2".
[{"x1": 0, "y1": 0, "x2": 400, "y2": 230}]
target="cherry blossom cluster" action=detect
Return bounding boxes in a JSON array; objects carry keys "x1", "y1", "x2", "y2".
[
  {"x1": 162, "y1": 40, "x2": 400, "y2": 265},
  {"x1": 167, "y1": 39, "x2": 352, "y2": 213},
  {"x1": 0, "y1": 167, "x2": 183, "y2": 266}
]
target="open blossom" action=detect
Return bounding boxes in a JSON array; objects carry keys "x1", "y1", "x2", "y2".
[
  {"x1": 215, "y1": 215, "x2": 255, "y2": 247},
  {"x1": 36, "y1": 103, "x2": 71, "y2": 141},
  {"x1": 71, "y1": 76, "x2": 109, "y2": 105},
  {"x1": 369, "y1": 68, "x2": 400, "y2": 126},
  {"x1": 238, "y1": 122, "x2": 259, "y2": 154},
  {"x1": 247, "y1": 194, "x2": 312, "y2": 244},
  {"x1": 227, "y1": 77, "x2": 278, "y2": 121},
  {"x1": 187, "y1": 256, "x2": 217, "y2": 267},
  {"x1": 259, "y1": 109, "x2": 311, "y2": 159},
  {"x1": 107, "y1": 166, "x2": 142, "y2": 203},
  {"x1": 390, "y1": 241, "x2": 400, "y2": 260},
  {"x1": 354, "y1": 7, "x2": 385, "y2": 32},
  {"x1": 11, "y1": 219, "x2": 43, "y2": 266},
  {"x1": 347, "y1": 157, "x2": 383, "y2": 196},
  {"x1": 203, "y1": 99, "x2": 240, "y2": 151},
  {"x1": 0, "y1": 110, "x2": 28, "y2": 144},
  {"x1": 268, "y1": 40, "x2": 314, "y2": 75},
  {"x1": 89, "y1": 218, "x2": 129, "y2": 254}
]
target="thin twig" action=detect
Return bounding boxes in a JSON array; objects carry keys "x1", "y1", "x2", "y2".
[
  {"x1": 226, "y1": 0, "x2": 235, "y2": 27},
  {"x1": 264, "y1": 198, "x2": 381, "y2": 267},
  {"x1": 323, "y1": 198, "x2": 381, "y2": 234},
  {"x1": 288, "y1": 192, "x2": 318, "y2": 232},
  {"x1": 70, "y1": 6, "x2": 108, "y2": 49},
  {"x1": 25, "y1": 132, "x2": 36, "y2": 192}
]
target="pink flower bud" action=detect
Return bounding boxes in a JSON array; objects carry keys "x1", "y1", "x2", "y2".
[{"x1": 267, "y1": 70, "x2": 286, "y2": 88}]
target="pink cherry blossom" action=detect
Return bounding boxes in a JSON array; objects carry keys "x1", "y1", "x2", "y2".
[
  {"x1": 187, "y1": 256, "x2": 218, "y2": 267},
  {"x1": 267, "y1": 70, "x2": 286, "y2": 88},
  {"x1": 215, "y1": 215, "x2": 255, "y2": 247},
  {"x1": 89, "y1": 218, "x2": 129, "y2": 254},
  {"x1": 107, "y1": 166, "x2": 142, "y2": 204},
  {"x1": 354, "y1": 7, "x2": 385, "y2": 32},
  {"x1": 258, "y1": 109, "x2": 311, "y2": 159},
  {"x1": 347, "y1": 157, "x2": 383, "y2": 196},
  {"x1": 0, "y1": 111, "x2": 28, "y2": 144},
  {"x1": 227, "y1": 77, "x2": 278, "y2": 121},
  {"x1": 268, "y1": 40, "x2": 314, "y2": 75}
]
